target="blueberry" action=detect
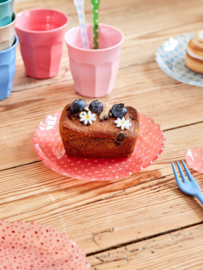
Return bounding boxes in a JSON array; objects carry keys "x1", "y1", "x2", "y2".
[
  {"x1": 111, "y1": 103, "x2": 127, "y2": 118},
  {"x1": 89, "y1": 100, "x2": 103, "y2": 113},
  {"x1": 117, "y1": 133, "x2": 126, "y2": 141},
  {"x1": 70, "y1": 99, "x2": 87, "y2": 115}
]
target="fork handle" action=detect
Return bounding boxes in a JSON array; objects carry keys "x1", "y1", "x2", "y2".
[{"x1": 195, "y1": 193, "x2": 203, "y2": 205}]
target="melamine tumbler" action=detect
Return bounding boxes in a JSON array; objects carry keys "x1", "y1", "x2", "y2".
[
  {"x1": 65, "y1": 24, "x2": 124, "y2": 97},
  {"x1": 0, "y1": 0, "x2": 14, "y2": 27},
  {"x1": 0, "y1": 34, "x2": 18, "y2": 101},
  {"x1": 15, "y1": 9, "x2": 69, "y2": 79},
  {"x1": 0, "y1": 12, "x2": 16, "y2": 51}
]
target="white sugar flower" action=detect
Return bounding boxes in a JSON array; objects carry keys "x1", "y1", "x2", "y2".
[
  {"x1": 114, "y1": 117, "x2": 132, "y2": 130},
  {"x1": 80, "y1": 110, "x2": 96, "y2": 125}
]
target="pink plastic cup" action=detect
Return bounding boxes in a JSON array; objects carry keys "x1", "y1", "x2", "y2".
[
  {"x1": 65, "y1": 24, "x2": 124, "y2": 97},
  {"x1": 15, "y1": 9, "x2": 69, "y2": 79}
]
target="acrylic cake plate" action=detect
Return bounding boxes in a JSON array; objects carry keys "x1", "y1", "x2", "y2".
[
  {"x1": 186, "y1": 147, "x2": 203, "y2": 173},
  {"x1": 32, "y1": 111, "x2": 166, "y2": 181}
]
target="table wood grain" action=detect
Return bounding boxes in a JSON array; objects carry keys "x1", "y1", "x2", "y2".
[{"x1": 1, "y1": 0, "x2": 203, "y2": 268}]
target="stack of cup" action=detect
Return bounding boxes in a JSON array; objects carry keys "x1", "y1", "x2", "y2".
[{"x1": 0, "y1": 0, "x2": 18, "y2": 100}]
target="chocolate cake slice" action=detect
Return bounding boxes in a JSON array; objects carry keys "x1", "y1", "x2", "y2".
[{"x1": 59, "y1": 99, "x2": 139, "y2": 158}]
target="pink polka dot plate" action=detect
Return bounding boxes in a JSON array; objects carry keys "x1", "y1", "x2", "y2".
[
  {"x1": 0, "y1": 220, "x2": 90, "y2": 270},
  {"x1": 32, "y1": 111, "x2": 166, "y2": 181},
  {"x1": 186, "y1": 147, "x2": 203, "y2": 173}
]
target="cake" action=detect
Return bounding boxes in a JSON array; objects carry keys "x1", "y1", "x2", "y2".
[
  {"x1": 185, "y1": 31, "x2": 203, "y2": 74},
  {"x1": 59, "y1": 99, "x2": 140, "y2": 158}
]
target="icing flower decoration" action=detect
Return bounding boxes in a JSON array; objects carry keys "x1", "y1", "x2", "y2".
[
  {"x1": 114, "y1": 117, "x2": 132, "y2": 130},
  {"x1": 80, "y1": 110, "x2": 96, "y2": 125}
]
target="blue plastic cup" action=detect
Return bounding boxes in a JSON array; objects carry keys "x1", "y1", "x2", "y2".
[
  {"x1": 0, "y1": 0, "x2": 14, "y2": 27},
  {"x1": 0, "y1": 34, "x2": 18, "y2": 101}
]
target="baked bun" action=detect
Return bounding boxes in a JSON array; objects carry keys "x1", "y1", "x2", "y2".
[
  {"x1": 185, "y1": 31, "x2": 203, "y2": 74},
  {"x1": 59, "y1": 100, "x2": 140, "y2": 158}
]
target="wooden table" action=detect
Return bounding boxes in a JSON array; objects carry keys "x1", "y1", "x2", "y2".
[{"x1": 2, "y1": 0, "x2": 203, "y2": 268}]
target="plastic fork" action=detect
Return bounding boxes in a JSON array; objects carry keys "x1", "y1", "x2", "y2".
[{"x1": 171, "y1": 160, "x2": 203, "y2": 204}]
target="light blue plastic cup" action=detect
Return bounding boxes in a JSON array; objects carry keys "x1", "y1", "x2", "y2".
[
  {"x1": 0, "y1": 34, "x2": 18, "y2": 101},
  {"x1": 0, "y1": 0, "x2": 14, "y2": 27}
]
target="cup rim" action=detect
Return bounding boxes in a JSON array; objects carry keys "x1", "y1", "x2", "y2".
[
  {"x1": 65, "y1": 24, "x2": 124, "y2": 52},
  {"x1": 15, "y1": 8, "x2": 69, "y2": 34},
  {"x1": 0, "y1": 12, "x2": 16, "y2": 29},
  {"x1": 0, "y1": 34, "x2": 18, "y2": 54},
  {"x1": 0, "y1": 0, "x2": 13, "y2": 6}
]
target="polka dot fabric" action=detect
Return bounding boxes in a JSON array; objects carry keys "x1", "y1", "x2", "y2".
[
  {"x1": 32, "y1": 111, "x2": 166, "y2": 181},
  {"x1": 186, "y1": 147, "x2": 203, "y2": 173},
  {"x1": 0, "y1": 220, "x2": 90, "y2": 270},
  {"x1": 156, "y1": 33, "x2": 203, "y2": 87}
]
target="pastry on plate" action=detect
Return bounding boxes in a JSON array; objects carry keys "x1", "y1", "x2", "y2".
[
  {"x1": 185, "y1": 31, "x2": 203, "y2": 74},
  {"x1": 59, "y1": 99, "x2": 140, "y2": 158}
]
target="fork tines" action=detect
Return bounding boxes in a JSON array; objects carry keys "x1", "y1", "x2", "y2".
[{"x1": 172, "y1": 160, "x2": 195, "y2": 183}]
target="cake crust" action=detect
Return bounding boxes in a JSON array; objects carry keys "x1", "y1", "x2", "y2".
[
  {"x1": 185, "y1": 34, "x2": 203, "y2": 74},
  {"x1": 59, "y1": 104, "x2": 139, "y2": 158},
  {"x1": 185, "y1": 51, "x2": 203, "y2": 74}
]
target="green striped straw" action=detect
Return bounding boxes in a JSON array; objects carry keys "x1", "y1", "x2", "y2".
[{"x1": 91, "y1": 0, "x2": 100, "y2": 49}]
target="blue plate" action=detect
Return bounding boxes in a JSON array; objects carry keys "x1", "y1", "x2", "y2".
[{"x1": 156, "y1": 33, "x2": 203, "y2": 87}]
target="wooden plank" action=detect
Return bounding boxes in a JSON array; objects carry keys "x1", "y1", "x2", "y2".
[
  {"x1": 1, "y1": 65, "x2": 203, "y2": 170},
  {"x1": 0, "y1": 122, "x2": 203, "y2": 253},
  {"x1": 14, "y1": 0, "x2": 137, "y2": 15},
  {"x1": 0, "y1": 159, "x2": 202, "y2": 254},
  {"x1": 88, "y1": 224, "x2": 203, "y2": 270}
]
